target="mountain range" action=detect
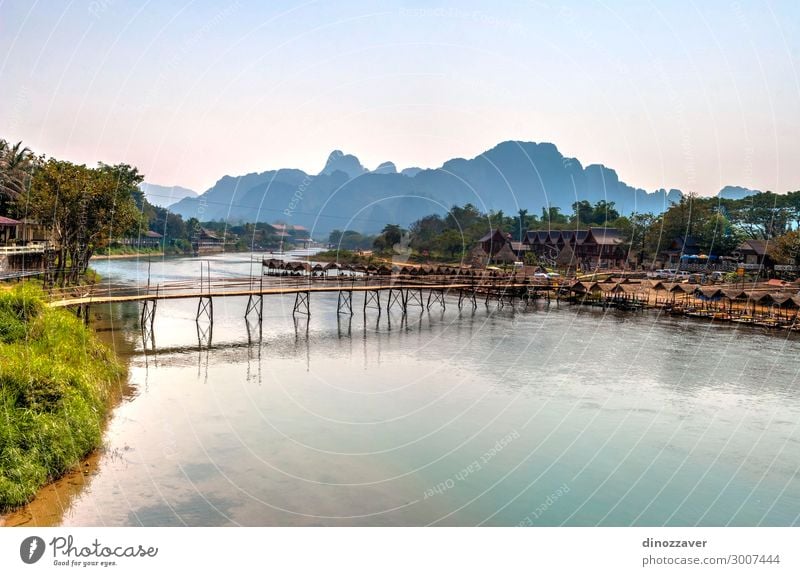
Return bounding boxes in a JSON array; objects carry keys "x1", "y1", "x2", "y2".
[
  {"x1": 139, "y1": 182, "x2": 199, "y2": 208},
  {"x1": 163, "y1": 140, "x2": 754, "y2": 237}
]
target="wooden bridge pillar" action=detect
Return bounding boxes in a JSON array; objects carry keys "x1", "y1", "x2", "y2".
[
  {"x1": 364, "y1": 289, "x2": 381, "y2": 313},
  {"x1": 293, "y1": 291, "x2": 310, "y2": 316},
  {"x1": 427, "y1": 289, "x2": 446, "y2": 310},
  {"x1": 387, "y1": 288, "x2": 406, "y2": 313},
  {"x1": 458, "y1": 289, "x2": 477, "y2": 310},
  {"x1": 75, "y1": 303, "x2": 90, "y2": 325},
  {"x1": 337, "y1": 290, "x2": 353, "y2": 316},
  {"x1": 141, "y1": 298, "x2": 157, "y2": 331},
  {"x1": 197, "y1": 296, "x2": 213, "y2": 323},
  {"x1": 245, "y1": 293, "x2": 263, "y2": 322},
  {"x1": 404, "y1": 288, "x2": 424, "y2": 310}
]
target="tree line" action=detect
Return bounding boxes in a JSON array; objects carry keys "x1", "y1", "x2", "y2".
[
  {"x1": 330, "y1": 192, "x2": 800, "y2": 266},
  {"x1": 0, "y1": 139, "x2": 297, "y2": 285}
]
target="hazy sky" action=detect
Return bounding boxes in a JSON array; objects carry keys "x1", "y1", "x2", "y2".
[{"x1": 1, "y1": 0, "x2": 798, "y2": 195}]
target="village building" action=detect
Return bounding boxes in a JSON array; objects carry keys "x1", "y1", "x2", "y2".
[
  {"x1": 118, "y1": 230, "x2": 164, "y2": 249},
  {"x1": 660, "y1": 236, "x2": 700, "y2": 266},
  {"x1": 475, "y1": 229, "x2": 529, "y2": 264},
  {"x1": 522, "y1": 227, "x2": 626, "y2": 270},
  {"x1": 193, "y1": 227, "x2": 225, "y2": 254},
  {"x1": 735, "y1": 239, "x2": 774, "y2": 271},
  {"x1": 0, "y1": 216, "x2": 53, "y2": 276}
]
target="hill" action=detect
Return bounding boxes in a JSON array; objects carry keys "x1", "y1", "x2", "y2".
[{"x1": 168, "y1": 140, "x2": 685, "y2": 236}]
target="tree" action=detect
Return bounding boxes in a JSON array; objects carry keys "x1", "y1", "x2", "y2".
[
  {"x1": 571, "y1": 200, "x2": 593, "y2": 227},
  {"x1": 435, "y1": 229, "x2": 464, "y2": 259},
  {"x1": 514, "y1": 208, "x2": 529, "y2": 241},
  {"x1": 27, "y1": 159, "x2": 142, "y2": 284},
  {"x1": 0, "y1": 139, "x2": 36, "y2": 214},
  {"x1": 373, "y1": 224, "x2": 403, "y2": 253},
  {"x1": 541, "y1": 205, "x2": 568, "y2": 226},
  {"x1": 726, "y1": 191, "x2": 789, "y2": 240},
  {"x1": 445, "y1": 204, "x2": 482, "y2": 231},
  {"x1": 409, "y1": 214, "x2": 446, "y2": 251},
  {"x1": 768, "y1": 231, "x2": 800, "y2": 265},
  {"x1": 593, "y1": 200, "x2": 619, "y2": 224}
]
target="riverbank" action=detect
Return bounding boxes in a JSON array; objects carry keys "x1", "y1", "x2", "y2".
[
  {"x1": 0, "y1": 284, "x2": 125, "y2": 513},
  {"x1": 91, "y1": 252, "x2": 165, "y2": 260}
]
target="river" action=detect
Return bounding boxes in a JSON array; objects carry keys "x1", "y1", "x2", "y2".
[{"x1": 5, "y1": 253, "x2": 800, "y2": 526}]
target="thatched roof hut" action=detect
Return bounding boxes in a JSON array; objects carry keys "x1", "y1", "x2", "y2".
[
  {"x1": 570, "y1": 281, "x2": 601, "y2": 294},
  {"x1": 601, "y1": 283, "x2": 625, "y2": 295}
]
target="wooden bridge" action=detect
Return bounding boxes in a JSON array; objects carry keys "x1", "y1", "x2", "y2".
[{"x1": 47, "y1": 270, "x2": 555, "y2": 334}]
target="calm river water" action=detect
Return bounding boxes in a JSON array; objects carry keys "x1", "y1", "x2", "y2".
[{"x1": 11, "y1": 253, "x2": 800, "y2": 526}]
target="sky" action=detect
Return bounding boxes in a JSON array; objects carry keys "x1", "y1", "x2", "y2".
[{"x1": 1, "y1": 0, "x2": 798, "y2": 196}]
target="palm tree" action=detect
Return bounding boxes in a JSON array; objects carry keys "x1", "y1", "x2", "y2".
[{"x1": 0, "y1": 139, "x2": 35, "y2": 213}]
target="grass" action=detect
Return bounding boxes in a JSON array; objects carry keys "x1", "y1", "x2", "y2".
[
  {"x1": 0, "y1": 283, "x2": 124, "y2": 511},
  {"x1": 311, "y1": 249, "x2": 376, "y2": 266},
  {"x1": 97, "y1": 245, "x2": 164, "y2": 256}
]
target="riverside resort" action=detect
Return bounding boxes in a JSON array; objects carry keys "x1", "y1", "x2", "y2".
[{"x1": 1, "y1": 3, "x2": 799, "y2": 573}]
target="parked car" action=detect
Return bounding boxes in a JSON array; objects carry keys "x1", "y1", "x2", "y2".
[
  {"x1": 546, "y1": 272, "x2": 561, "y2": 279},
  {"x1": 709, "y1": 271, "x2": 726, "y2": 282},
  {"x1": 655, "y1": 268, "x2": 677, "y2": 280},
  {"x1": 533, "y1": 272, "x2": 549, "y2": 281}
]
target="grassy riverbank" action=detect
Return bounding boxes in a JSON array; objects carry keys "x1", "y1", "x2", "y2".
[{"x1": 0, "y1": 284, "x2": 124, "y2": 511}]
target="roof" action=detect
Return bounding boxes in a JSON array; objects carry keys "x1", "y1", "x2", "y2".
[
  {"x1": 199, "y1": 227, "x2": 219, "y2": 239},
  {"x1": 290, "y1": 224, "x2": 308, "y2": 232},
  {"x1": 143, "y1": 230, "x2": 162, "y2": 238},
  {"x1": 588, "y1": 227, "x2": 623, "y2": 245},
  {"x1": 523, "y1": 229, "x2": 591, "y2": 245},
  {"x1": 0, "y1": 216, "x2": 21, "y2": 225},
  {"x1": 509, "y1": 241, "x2": 529, "y2": 252},
  {"x1": 477, "y1": 229, "x2": 507, "y2": 243},
  {"x1": 737, "y1": 239, "x2": 769, "y2": 256},
  {"x1": 523, "y1": 231, "x2": 538, "y2": 244}
]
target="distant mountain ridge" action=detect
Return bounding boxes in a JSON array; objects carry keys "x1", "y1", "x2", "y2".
[
  {"x1": 167, "y1": 140, "x2": 691, "y2": 236},
  {"x1": 139, "y1": 182, "x2": 198, "y2": 208},
  {"x1": 717, "y1": 185, "x2": 761, "y2": 200}
]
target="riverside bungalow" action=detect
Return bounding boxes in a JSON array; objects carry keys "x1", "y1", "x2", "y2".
[
  {"x1": 118, "y1": 230, "x2": 163, "y2": 249},
  {"x1": 193, "y1": 227, "x2": 225, "y2": 254},
  {"x1": 735, "y1": 239, "x2": 774, "y2": 270},
  {"x1": 523, "y1": 227, "x2": 626, "y2": 270},
  {"x1": 0, "y1": 216, "x2": 52, "y2": 275},
  {"x1": 475, "y1": 229, "x2": 525, "y2": 264},
  {"x1": 0, "y1": 215, "x2": 20, "y2": 245},
  {"x1": 661, "y1": 236, "x2": 700, "y2": 266}
]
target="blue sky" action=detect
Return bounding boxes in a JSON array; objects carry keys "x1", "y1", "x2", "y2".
[{"x1": 1, "y1": 0, "x2": 798, "y2": 195}]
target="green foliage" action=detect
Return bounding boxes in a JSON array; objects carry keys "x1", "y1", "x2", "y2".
[
  {"x1": 0, "y1": 285, "x2": 123, "y2": 511},
  {"x1": 328, "y1": 229, "x2": 376, "y2": 251},
  {"x1": 0, "y1": 283, "x2": 43, "y2": 343},
  {"x1": 768, "y1": 230, "x2": 800, "y2": 265}
]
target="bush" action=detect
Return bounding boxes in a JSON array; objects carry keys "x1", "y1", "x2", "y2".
[{"x1": 0, "y1": 284, "x2": 123, "y2": 511}]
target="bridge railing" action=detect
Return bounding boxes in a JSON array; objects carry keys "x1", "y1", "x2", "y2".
[{"x1": 44, "y1": 271, "x2": 551, "y2": 305}]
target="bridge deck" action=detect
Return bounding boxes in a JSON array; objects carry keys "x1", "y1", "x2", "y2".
[{"x1": 49, "y1": 282, "x2": 539, "y2": 308}]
